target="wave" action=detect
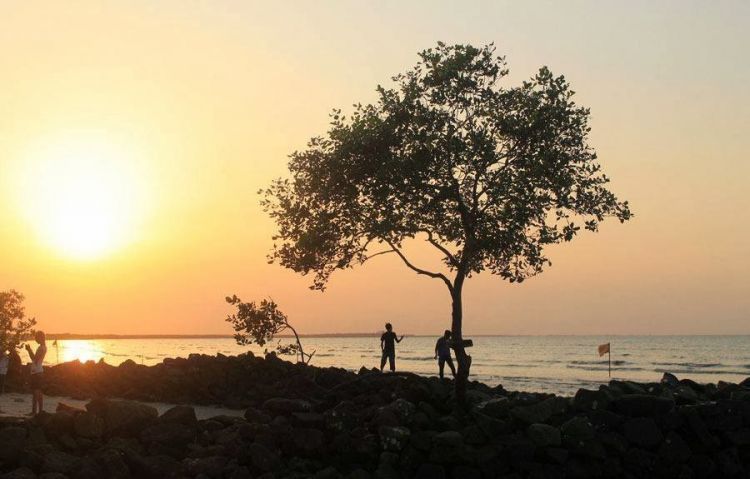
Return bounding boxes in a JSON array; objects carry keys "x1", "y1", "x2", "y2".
[
  {"x1": 652, "y1": 362, "x2": 723, "y2": 369},
  {"x1": 570, "y1": 360, "x2": 630, "y2": 366}
]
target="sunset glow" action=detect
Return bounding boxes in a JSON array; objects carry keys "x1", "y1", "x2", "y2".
[{"x1": 13, "y1": 135, "x2": 150, "y2": 260}]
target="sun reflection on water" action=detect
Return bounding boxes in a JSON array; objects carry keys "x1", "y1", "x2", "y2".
[{"x1": 56, "y1": 340, "x2": 106, "y2": 364}]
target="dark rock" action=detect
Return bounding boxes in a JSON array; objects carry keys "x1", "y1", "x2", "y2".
[
  {"x1": 379, "y1": 426, "x2": 411, "y2": 451},
  {"x1": 612, "y1": 394, "x2": 675, "y2": 417},
  {"x1": 244, "y1": 407, "x2": 272, "y2": 424},
  {"x1": 247, "y1": 442, "x2": 280, "y2": 472},
  {"x1": 560, "y1": 416, "x2": 594, "y2": 441},
  {"x1": 414, "y1": 463, "x2": 445, "y2": 479},
  {"x1": 262, "y1": 397, "x2": 312, "y2": 415},
  {"x1": 623, "y1": 417, "x2": 663, "y2": 449},
  {"x1": 158, "y1": 406, "x2": 197, "y2": 427},
  {"x1": 0, "y1": 426, "x2": 27, "y2": 464},
  {"x1": 473, "y1": 398, "x2": 510, "y2": 419},
  {"x1": 450, "y1": 465, "x2": 481, "y2": 479},
  {"x1": 527, "y1": 423, "x2": 561, "y2": 447},
  {"x1": 661, "y1": 372, "x2": 680, "y2": 387},
  {"x1": 41, "y1": 451, "x2": 80, "y2": 474},
  {"x1": 73, "y1": 412, "x2": 105, "y2": 439},
  {"x1": 140, "y1": 421, "x2": 197, "y2": 456},
  {"x1": 510, "y1": 396, "x2": 567, "y2": 425},
  {"x1": 573, "y1": 389, "x2": 611, "y2": 412},
  {"x1": 433, "y1": 430, "x2": 463, "y2": 448},
  {"x1": 182, "y1": 455, "x2": 228, "y2": 478},
  {"x1": 86, "y1": 399, "x2": 158, "y2": 437},
  {"x1": 658, "y1": 430, "x2": 691, "y2": 464},
  {"x1": 0, "y1": 468, "x2": 36, "y2": 479}
]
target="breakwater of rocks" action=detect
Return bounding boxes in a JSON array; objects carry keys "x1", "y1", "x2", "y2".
[{"x1": 1, "y1": 352, "x2": 749, "y2": 478}]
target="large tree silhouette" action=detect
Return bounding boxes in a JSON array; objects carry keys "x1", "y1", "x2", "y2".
[{"x1": 262, "y1": 43, "x2": 631, "y2": 402}]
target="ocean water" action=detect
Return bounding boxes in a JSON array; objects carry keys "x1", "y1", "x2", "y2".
[{"x1": 42, "y1": 335, "x2": 749, "y2": 396}]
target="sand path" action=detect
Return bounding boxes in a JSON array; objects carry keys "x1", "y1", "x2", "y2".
[{"x1": 0, "y1": 392, "x2": 245, "y2": 420}]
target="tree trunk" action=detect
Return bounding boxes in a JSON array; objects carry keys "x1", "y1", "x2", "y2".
[{"x1": 451, "y1": 275, "x2": 471, "y2": 407}]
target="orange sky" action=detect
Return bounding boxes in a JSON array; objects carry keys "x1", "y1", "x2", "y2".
[{"x1": 1, "y1": 1, "x2": 748, "y2": 335}]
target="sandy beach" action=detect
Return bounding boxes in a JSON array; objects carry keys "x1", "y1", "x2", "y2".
[{"x1": 0, "y1": 392, "x2": 244, "y2": 420}]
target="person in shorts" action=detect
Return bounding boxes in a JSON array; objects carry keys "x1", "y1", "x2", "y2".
[
  {"x1": 25, "y1": 331, "x2": 47, "y2": 415},
  {"x1": 380, "y1": 323, "x2": 404, "y2": 372},
  {"x1": 434, "y1": 330, "x2": 456, "y2": 379},
  {"x1": 0, "y1": 345, "x2": 9, "y2": 394}
]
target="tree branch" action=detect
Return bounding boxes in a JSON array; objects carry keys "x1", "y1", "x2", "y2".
[
  {"x1": 420, "y1": 230, "x2": 459, "y2": 268},
  {"x1": 383, "y1": 239, "x2": 454, "y2": 293}
]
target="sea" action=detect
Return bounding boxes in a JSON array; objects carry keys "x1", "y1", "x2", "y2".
[{"x1": 44, "y1": 335, "x2": 749, "y2": 396}]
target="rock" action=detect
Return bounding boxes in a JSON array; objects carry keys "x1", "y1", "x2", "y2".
[
  {"x1": 183, "y1": 455, "x2": 228, "y2": 478},
  {"x1": 159, "y1": 406, "x2": 197, "y2": 427},
  {"x1": 414, "y1": 463, "x2": 446, "y2": 479},
  {"x1": 661, "y1": 372, "x2": 680, "y2": 387},
  {"x1": 41, "y1": 451, "x2": 80, "y2": 474},
  {"x1": 262, "y1": 397, "x2": 312, "y2": 415},
  {"x1": 434, "y1": 430, "x2": 463, "y2": 448},
  {"x1": 450, "y1": 465, "x2": 481, "y2": 479},
  {"x1": 291, "y1": 427, "x2": 325, "y2": 455},
  {"x1": 56, "y1": 402, "x2": 86, "y2": 414},
  {"x1": 612, "y1": 394, "x2": 675, "y2": 417},
  {"x1": 527, "y1": 423, "x2": 561, "y2": 447},
  {"x1": 0, "y1": 426, "x2": 27, "y2": 464},
  {"x1": 86, "y1": 399, "x2": 158, "y2": 436},
  {"x1": 379, "y1": 426, "x2": 411, "y2": 451},
  {"x1": 573, "y1": 388, "x2": 612, "y2": 412},
  {"x1": 140, "y1": 421, "x2": 197, "y2": 456},
  {"x1": 623, "y1": 417, "x2": 663, "y2": 449},
  {"x1": 473, "y1": 398, "x2": 510, "y2": 419},
  {"x1": 244, "y1": 407, "x2": 272, "y2": 424},
  {"x1": 73, "y1": 412, "x2": 105, "y2": 439},
  {"x1": 0, "y1": 468, "x2": 36, "y2": 479},
  {"x1": 247, "y1": 442, "x2": 280, "y2": 472},
  {"x1": 510, "y1": 396, "x2": 567, "y2": 425},
  {"x1": 658, "y1": 430, "x2": 691, "y2": 464},
  {"x1": 561, "y1": 416, "x2": 595, "y2": 441}
]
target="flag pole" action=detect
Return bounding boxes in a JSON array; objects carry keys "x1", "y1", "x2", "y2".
[{"x1": 608, "y1": 345, "x2": 611, "y2": 378}]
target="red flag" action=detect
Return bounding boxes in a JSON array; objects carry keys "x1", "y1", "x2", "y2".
[{"x1": 598, "y1": 342, "x2": 610, "y2": 357}]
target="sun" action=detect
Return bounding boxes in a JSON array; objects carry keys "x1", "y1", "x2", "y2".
[{"x1": 16, "y1": 134, "x2": 149, "y2": 260}]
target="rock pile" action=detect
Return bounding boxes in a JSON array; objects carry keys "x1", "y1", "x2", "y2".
[{"x1": 1, "y1": 354, "x2": 750, "y2": 478}]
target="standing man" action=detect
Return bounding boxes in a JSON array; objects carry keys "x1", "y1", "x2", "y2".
[
  {"x1": 25, "y1": 331, "x2": 47, "y2": 415},
  {"x1": 380, "y1": 323, "x2": 404, "y2": 372},
  {"x1": 434, "y1": 330, "x2": 456, "y2": 379}
]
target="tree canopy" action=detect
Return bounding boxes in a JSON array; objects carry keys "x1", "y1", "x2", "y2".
[
  {"x1": 262, "y1": 42, "x2": 631, "y2": 294},
  {"x1": 0, "y1": 289, "x2": 37, "y2": 352}
]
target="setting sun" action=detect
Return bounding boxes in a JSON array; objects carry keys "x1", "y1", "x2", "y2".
[{"x1": 14, "y1": 134, "x2": 150, "y2": 260}]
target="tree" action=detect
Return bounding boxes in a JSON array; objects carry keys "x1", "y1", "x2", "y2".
[
  {"x1": 261, "y1": 42, "x2": 631, "y2": 402},
  {"x1": 225, "y1": 295, "x2": 315, "y2": 364},
  {"x1": 0, "y1": 289, "x2": 37, "y2": 352}
]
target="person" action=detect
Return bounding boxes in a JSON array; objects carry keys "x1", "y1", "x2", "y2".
[
  {"x1": 25, "y1": 331, "x2": 47, "y2": 415},
  {"x1": 434, "y1": 330, "x2": 456, "y2": 379},
  {"x1": 0, "y1": 346, "x2": 8, "y2": 394},
  {"x1": 380, "y1": 323, "x2": 404, "y2": 372}
]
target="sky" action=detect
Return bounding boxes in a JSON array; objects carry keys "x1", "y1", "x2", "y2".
[{"x1": 1, "y1": 1, "x2": 748, "y2": 335}]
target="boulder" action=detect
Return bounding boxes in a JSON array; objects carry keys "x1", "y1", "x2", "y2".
[
  {"x1": 527, "y1": 423, "x2": 561, "y2": 447},
  {"x1": 247, "y1": 442, "x2": 280, "y2": 472},
  {"x1": 510, "y1": 396, "x2": 567, "y2": 425},
  {"x1": 658, "y1": 430, "x2": 691, "y2": 464},
  {"x1": 0, "y1": 426, "x2": 27, "y2": 464},
  {"x1": 73, "y1": 412, "x2": 105, "y2": 439},
  {"x1": 661, "y1": 372, "x2": 680, "y2": 387},
  {"x1": 623, "y1": 417, "x2": 663, "y2": 449},
  {"x1": 41, "y1": 451, "x2": 81, "y2": 474},
  {"x1": 261, "y1": 397, "x2": 312, "y2": 415},
  {"x1": 158, "y1": 406, "x2": 197, "y2": 427},
  {"x1": 612, "y1": 394, "x2": 675, "y2": 417},
  {"x1": 433, "y1": 430, "x2": 463, "y2": 448},
  {"x1": 0, "y1": 467, "x2": 36, "y2": 479},
  {"x1": 561, "y1": 416, "x2": 595, "y2": 441},
  {"x1": 86, "y1": 399, "x2": 158, "y2": 436},
  {"x1": 379, "y1": 426, "x2": 411, "y2": 452}
]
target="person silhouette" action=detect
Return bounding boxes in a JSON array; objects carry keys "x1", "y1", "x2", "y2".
[
  {"x1": 25, "y1": 331, "x2": 47, "y2": 415},
  {"x1": 434, "y1": 330, "x2": 456, "y2": 379},
  {"x1": 380, "y1": 323, "x2": 404, "y2": 372}
]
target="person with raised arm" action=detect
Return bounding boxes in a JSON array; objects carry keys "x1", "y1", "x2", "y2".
[
  {"x1": 379, "y1": 323, "x2": 404, "y2": 372},
  {"x1": 25, "y1": 331, "x2": 47, "y2": 415}
]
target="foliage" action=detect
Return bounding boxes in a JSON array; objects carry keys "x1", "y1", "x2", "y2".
[
  {"x1": 0, "y1": 289, "x2": 37, "y2": 352},
  {"x1": 225, "y1": 295, "x2": 314, "y2": 364},
  {"x1": 260, "y1": 42, "x2": 631, "y2": 399}
]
